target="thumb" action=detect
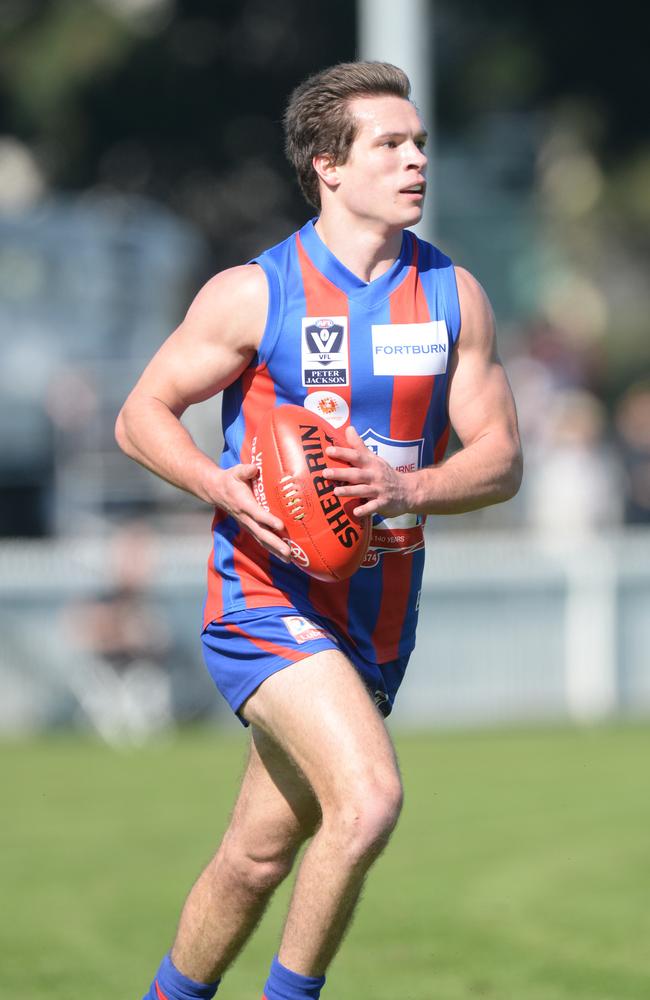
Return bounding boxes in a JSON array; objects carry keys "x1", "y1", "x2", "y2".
[{"x1": 236, "y1": 463, "x2": 259, "y2": 481}]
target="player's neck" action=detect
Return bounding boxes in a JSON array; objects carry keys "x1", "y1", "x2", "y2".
[{"x1": 314, "y1": 212, "x2": 404, "y2": 284}]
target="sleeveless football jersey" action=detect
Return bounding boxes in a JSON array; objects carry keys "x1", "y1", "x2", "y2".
[{"x1": 203, "y1": 219, "x2": 461, "y2": 664}]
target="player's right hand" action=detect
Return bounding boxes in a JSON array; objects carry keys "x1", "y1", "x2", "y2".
[{"x1": 211, "y1": 463, "x2": 291, "y2": 563}]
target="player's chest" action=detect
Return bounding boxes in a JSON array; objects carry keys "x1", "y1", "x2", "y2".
[{"x1": 270, "y1": 294, "x2": 451, "y2": 399}]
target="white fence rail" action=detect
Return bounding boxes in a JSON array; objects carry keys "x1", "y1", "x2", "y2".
[{"x1": 1, "y1": 529, "x2": 649, "y2": 734}]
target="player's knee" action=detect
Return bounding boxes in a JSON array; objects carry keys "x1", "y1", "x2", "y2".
[
  {"x1": 363, "y1": 777, "x2": 403, "y2": 851},
  {"x1": 225, "y1": 844, "x2": 296, "y2": 896},
  {"x1": 329, "y1": 774, "x2": 403, "y2": 864},
  {"x1": 245, "y1": 853, "x2": 295, "y2": 894}
]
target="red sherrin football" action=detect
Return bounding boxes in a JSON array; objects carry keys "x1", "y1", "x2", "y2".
[{"x1": 251, "y1": 404, "x2": 370, "y2": 582}]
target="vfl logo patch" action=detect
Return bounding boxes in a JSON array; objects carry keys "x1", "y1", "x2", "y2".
[
  {"x1": 303, "y1": 391, "x2": 349, "y2": 428},
  {"x1": 372, "y1": 321, "x2": 449, "y2": 376},
  {"x1": 302, "y1": 316, "x2": 349, "y2": 387}
]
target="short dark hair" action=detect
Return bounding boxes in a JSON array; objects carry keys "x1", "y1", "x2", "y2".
[{"x1": 284, "y1": 61, "x2": 412, "y2": 210}]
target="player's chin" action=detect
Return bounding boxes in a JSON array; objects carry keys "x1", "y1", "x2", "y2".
[
  {"x1": 393, "y1": 203, "x2": 424, "y2": 228},
  {"x1": 403, "y1": 200, "x2": 425, "y2": 221}
]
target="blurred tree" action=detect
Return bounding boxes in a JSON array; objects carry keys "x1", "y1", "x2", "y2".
[
  {"x1": 0, "y1": 0, "x2": 647, "y2": 388},
  {"x1": 0, "y1": 0, "x2": 356, "y2": 271},
  {"x1": 435, "y1": 0, "x2": 650, "y2": 395},
  {"x1": 437, "y1": 0, "x2": 647, "y2": 158}
]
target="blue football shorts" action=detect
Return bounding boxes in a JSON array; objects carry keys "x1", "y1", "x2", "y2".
[{"x1": 201, "y1": 605, "x2": 409, "y2": 726}]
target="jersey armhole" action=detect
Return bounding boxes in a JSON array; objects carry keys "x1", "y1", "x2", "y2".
[
  {"x1": 415, "y1": 237, "x2": 461, "y2": 347},
  {"x1": 248, "y1": 255, "x2": 284, "y2": 369},
  {"x1": 443, "y1": 262, "x2": 461, "y2": 347}
]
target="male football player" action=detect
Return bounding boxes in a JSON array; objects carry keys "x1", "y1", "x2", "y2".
[{"x1": 116, "y1": 61, "x2": 522, "y2": 1000}]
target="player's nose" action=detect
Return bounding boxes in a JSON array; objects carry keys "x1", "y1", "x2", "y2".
[
  {"x1": 415, "y1": 145, "x2": 428, "y2": 168},
  {"x1": 406, "y1": 140, "x2": 427, "y2": 169}
]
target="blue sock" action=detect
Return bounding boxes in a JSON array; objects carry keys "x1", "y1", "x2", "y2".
[
  {"x1": 263, "y1": 954, "x2": 326, "y2": 1000},
  {"x1": 143, "y1": 953, "x2": 221, "y2": 1000}
]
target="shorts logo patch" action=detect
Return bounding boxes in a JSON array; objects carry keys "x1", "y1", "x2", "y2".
[
  {"x1": 303, "y1": 390, "x2": 349, "y2": 428},
  {"x1": 282, "y1": 615, "x2": 329, "y2": 644},
  {"x1": 372, "y1": 321, "x2": 448, "y2": 376},
  {"x1": 302, "y1": 316, "x2": 349, "y2": 387}
]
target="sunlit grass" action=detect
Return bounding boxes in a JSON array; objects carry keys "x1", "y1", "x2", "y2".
[{"x1": 2, "y1": 724, "x2": 649, "y2": 999}]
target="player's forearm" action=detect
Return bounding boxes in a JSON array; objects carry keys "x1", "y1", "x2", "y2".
[
  {"x1": 409, "y1": 429, "x2": 522, "y2": 515},
  {"x1": 115, "y1": 395, "x2": 223, "y2": 504}
]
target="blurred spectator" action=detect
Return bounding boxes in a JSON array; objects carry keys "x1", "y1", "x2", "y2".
[
  {"x1": 507, "y1": 317, "x2": 603, "y2": 456},
  {"x1": 63, "y1": 520, "x2": 174, "y2": 745},
  {"x1": 506, "y1": 349, "x2": 558, "y2": 464},
  {"x1": 525, "y1": 388, "x2": 623, "y2": 538},
  {"x1": 615, "y1": 380, "x2": 650, "y2": 524},
  {"x1": 525, "y1": 318, "x2": 597, "y2": 391}
]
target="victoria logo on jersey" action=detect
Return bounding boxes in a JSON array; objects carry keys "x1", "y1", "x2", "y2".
[{"x1": 302, "y1": 316, "x2": 349, "y2": 387}]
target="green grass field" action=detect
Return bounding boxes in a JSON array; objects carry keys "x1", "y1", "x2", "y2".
[{"x1": 3, "y1": 723, "x2": 649, "y2": 1000}]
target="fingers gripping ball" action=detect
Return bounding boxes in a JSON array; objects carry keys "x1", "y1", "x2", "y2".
[{"x1": 251, "y1": 405, "x2": 370, "y2": 581}]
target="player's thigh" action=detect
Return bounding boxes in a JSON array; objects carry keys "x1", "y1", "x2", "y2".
[
  {"x1": 223, "y1": 725, "x2": 321, "y2": 863},
  {"x1": 241, "y1": 648, "x2": 402, "y2": 812}
]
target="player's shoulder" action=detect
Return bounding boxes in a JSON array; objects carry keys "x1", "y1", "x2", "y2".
[
  {"x1": 193, "y1": 263, "x2": 269, "y2": 312},
  {"x1": 454, "y1": 265, "x2": 489, "y2": 307},
  {"x1": 182, "y1": 263, "x2": 269, "y2": 351},
  {"x1": 453, "y1": 266, "x2": 495, "y2": 344}
]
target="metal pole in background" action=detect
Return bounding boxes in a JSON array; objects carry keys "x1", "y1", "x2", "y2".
[{"x1": 357, "y1": 0, "x2": 435, "y2": 243}]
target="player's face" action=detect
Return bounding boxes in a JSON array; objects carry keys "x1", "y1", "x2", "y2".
[{"x1": 333, "y1": 95, "x2": 428, "y2": 229}]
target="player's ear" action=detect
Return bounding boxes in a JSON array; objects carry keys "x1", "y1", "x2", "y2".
[{"x1": 312, "y1": 153, "x2": 340, "y2": 193}]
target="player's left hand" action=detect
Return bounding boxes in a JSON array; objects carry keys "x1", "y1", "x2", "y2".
[{"x1": 323, "y1": 425, "x2": 415, "y2": 519}]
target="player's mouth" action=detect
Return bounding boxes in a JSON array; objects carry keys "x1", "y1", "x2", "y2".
[{"x1": 399, "y1": 182, "x2": 426, "y2": 200}]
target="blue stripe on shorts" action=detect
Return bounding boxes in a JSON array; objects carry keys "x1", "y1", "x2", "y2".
[{"x1": 201, "y1": 606, "x2": 409, "y2": 726}]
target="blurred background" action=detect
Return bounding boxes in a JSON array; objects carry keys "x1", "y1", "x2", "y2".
[{"x1": 1, "y1": 0, "x2": 649, "y2": 741}]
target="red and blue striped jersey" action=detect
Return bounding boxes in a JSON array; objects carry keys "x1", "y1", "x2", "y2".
[{"x1": 203, "y1": 219, "x2": 461, "y2": 664}]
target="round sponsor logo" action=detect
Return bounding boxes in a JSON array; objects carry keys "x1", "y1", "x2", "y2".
[
  {"x1": 288, "y1": 540, "x2": 310, "y2": 567},
  {"x1": 304, "y1": 391, "x2": 349, "y2": 428}
]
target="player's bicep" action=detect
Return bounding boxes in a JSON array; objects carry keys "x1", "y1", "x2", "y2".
[
  {"x1": 133, "y1": 319, "x2": 250, "y2": 416},
  {"x1": 448, "y1": 350, "x2": 518, "y2": 448},
  {"x1": 447, "y1": 267, "x2": 518, "y2": 447}
]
